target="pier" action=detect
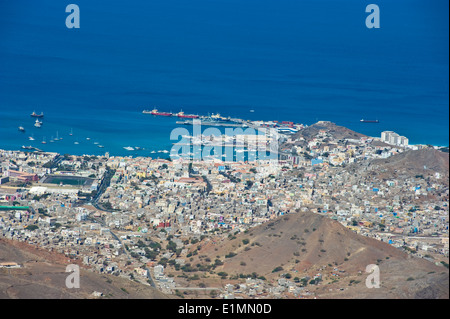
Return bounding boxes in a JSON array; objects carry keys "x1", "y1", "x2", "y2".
[{"x1": 176, "y1": 120, "x2": 245, "y2": 128}]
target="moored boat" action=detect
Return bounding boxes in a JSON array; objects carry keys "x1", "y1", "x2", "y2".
[
  {"x1": 143, "y1": 109, "x2": 173, "y2": 116},
  {"x1": 177, "y1": 111, "x2": 199, "y2": 119},
  {"x1": 31, "y1": 111, "x2": 44, "y2": 118}
]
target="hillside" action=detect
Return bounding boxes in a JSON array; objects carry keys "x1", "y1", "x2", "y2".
[
  {"x1": 292, "y1": 121, "x2": 368, "y2": 141},
  {"x1": 0, "y1": 238, "x2": 170, "y2": 299},
  {"x1": 371, "y1": 149, "x2": 449, "y2": 175},
  {"x1": 193, "y1": 211, "x2": 449, "y2": 299},
  {"x1": 345, "y1": 148, "x2": 450, "y2": 184}
]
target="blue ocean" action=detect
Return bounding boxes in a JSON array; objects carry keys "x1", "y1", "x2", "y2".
[{"x1": 0, "y1": 0, "x2": 448, "y2": 157}]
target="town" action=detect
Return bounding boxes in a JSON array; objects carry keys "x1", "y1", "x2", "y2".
[{"x1": 0, "y1": 121, "x2": 448, "y2": 299}]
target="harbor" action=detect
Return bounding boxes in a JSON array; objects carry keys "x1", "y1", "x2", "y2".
[{"x1": 176, "y1": 120, "x2": 245, "y2": 127}]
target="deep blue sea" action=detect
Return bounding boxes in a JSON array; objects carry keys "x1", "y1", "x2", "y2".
[{"x1": 0, "y1": 0, "x2": 448, "y2": 157}]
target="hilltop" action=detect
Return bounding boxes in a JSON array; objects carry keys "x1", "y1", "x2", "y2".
[
  {"x1": 292, "y1": 121, "x2": 367, "y2": 141},
  {"x1": 286, "y1": 121, "x2": 391, "y2": 149}
]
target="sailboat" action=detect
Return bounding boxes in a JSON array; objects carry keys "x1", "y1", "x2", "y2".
[
  {"x1": 69, "y1": 128, "x2": 73, "y2": 136},
  {"x1": 42, "y1": 137, "x2": 47, "y2": 144}
]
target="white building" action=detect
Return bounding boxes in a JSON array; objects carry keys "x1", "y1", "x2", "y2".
[{"x1": 381, "y1": 131, "x2": 409, "y2": 147}]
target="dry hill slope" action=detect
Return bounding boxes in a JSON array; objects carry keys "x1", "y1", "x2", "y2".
[
  {"x1": 371, "y1": 149, "x2": 449, "y2": 175},
  {"x1": 0, "y1": 238, "x2": 170, "y2": 299},
  {"x1": 195, "y1": 211, "x2": 448, "y2": 298}
]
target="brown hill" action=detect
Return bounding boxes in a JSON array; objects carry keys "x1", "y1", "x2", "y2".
[
  {"x1": 0, "y1": 238, "x2": 170, "y2": 299},
  {"x1": 371, "y1": 148, "x2": 449, "y2": 175},
  {"x1": 293, "y1": 121, "x2": 367, "y2": 141},
  {"x1": 345, "y1": 148, "x2": 450, "y2": 185},
  {"x1": 195, "y1": 211, "x2": 448, "y2": 299}
]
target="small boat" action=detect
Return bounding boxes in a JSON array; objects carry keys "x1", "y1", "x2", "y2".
[
  {"x1": 28, "y1": 135, "x2": 35, "y2": 141},
  {"x1": 18, "y1": 126, "x2": 25, "y2": 132},
  {"x1": 360, "y1": 119, "x2": 379, "y2": 123},
  {"x1": 86, "y1": 137, "x2": 91, "y2": 140},
  {"x1": 151, "y1": 151, "x2": 156, "y2": 154},
  {"x1": 94, "y1": 142, "x2": 99, "y2": 145},
  {"x1": 97, "y1": 145, "x2": 104, "y2": 148},
  {"x1": 34, "y1": 119, "x2": 42, "y2": 128},
  {"x1": 162, "y1": 150, "x2": 169, "y2": 153},
  {"x1": 74, "y1": 141, "x2": 79, "y2": 145},
  {"x1": 30, "y1": 111, "x2": 44, "y2": 118},
  {"x1": 124, "y1": 146, "x2": 135, "y2": 151}
]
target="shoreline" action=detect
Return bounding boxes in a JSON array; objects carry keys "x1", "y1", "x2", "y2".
[
  {"x1": 1, "y1": 143, "x2": 448, "y2": 160},
  {"x1": 2, "y1": 111, "x2": 448, "y2": 158}
]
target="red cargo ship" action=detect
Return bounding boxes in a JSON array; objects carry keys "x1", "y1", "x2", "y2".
[
  {"x1": 149, "y1": 109, "x2": 172, "y2": 116},
  {"x1": 177, "y1": 111, "x2": 199, "y2": 119}
]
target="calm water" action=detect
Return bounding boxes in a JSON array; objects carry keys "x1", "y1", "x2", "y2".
[{"x1": 0, "y1": 0, "x2": 448, "y2": 157}]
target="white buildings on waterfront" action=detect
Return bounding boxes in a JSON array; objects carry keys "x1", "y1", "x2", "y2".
[{"x1": 381, "y1": 131, "x2": 409, "y2": 147}]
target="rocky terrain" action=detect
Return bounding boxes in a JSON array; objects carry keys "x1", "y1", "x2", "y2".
[
  {"x1": 0, "y1": 239, "x2": 171, "y2": 299},
  {"x1": 191, "y1": 211, "x2": 449, "y2": 299},
  {"x1": 292, "y1": 121, "x2": 368, "y2": 141}
]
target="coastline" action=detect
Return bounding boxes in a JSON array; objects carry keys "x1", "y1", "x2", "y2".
[{"x1": 1, "y1": 109, "x2": 448, "y2": 158}]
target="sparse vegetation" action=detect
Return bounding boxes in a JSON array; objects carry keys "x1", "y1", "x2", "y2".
[{"x1": 272, "y1": 266, "x2": 283, "y2": 273}]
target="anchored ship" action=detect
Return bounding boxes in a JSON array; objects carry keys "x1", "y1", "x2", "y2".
[
  {"x1": 360, "y1": 119, "x2": 379, "y2": 123},
  {"x1": 143, "y1": 109, "x2": 173, "y2": 116},
  {"x1": 30, "y1": 111, "x2": 44, "y2": 118},
  {"x1": 177, "y1": 111, "x2": 199, "y2": 119}
]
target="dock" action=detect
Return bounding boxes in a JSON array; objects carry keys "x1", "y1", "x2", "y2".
[{"x1": 176, "y1": 120, "x2": 245, "y2": 128}]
